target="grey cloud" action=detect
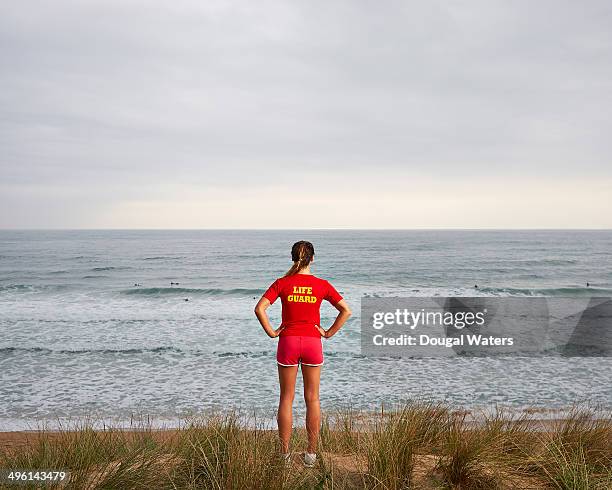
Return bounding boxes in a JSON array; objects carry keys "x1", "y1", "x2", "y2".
[{"x1": 0, "y1": 0, "x2": 611, "y2": 226}]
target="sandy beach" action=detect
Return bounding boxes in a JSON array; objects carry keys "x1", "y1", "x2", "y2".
[
  {"x1": 0, "y1": 418, "x2": 579, "y2": 452},
  {"x1": 1, "y1": 405, "x2": 610, "y2": 489}
]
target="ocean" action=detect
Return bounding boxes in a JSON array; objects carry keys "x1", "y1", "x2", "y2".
[{"x1": 1, "y1": 230, "x2": 611, "y2": 430}]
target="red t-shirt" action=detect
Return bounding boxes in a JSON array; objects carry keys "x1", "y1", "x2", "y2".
[{"x1": 263, "y1": 274, "x2": 343, "y2": 337}]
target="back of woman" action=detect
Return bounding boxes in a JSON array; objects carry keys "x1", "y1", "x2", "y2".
[
  {"x1": 254, "y1": 241, "x2": 352, "y2": 467},
  {"x1": 263, "y1": 273, "x2": 343, "y2": 338}
]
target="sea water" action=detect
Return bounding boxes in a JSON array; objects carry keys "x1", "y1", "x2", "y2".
[{"x1": 1, "y1": 230, "x2": 611, "y2": 430}]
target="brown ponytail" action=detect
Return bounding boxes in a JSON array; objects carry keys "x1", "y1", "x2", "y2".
[{"x1": 284, "y1": 241, "x2": 315, "y2": 277}]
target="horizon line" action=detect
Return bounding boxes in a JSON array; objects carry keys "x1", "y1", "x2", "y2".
[{"x1": 1, "y1": 228, "x2": 611, "y2": 232}]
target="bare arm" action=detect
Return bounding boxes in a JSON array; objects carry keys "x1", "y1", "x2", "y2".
[
  {"x1": 316, "y1": 299, "x2": 352, "y2": 339},
  {"x1": 254, "y1": 297, "x2": 284, "y2": 338}
]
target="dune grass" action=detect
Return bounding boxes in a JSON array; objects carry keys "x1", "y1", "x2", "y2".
[{"x1": 0, "y1": 403, "x2": 610, "y2": 489}]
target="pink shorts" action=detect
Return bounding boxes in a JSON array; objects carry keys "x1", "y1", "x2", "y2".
[{"x1": 277, "y1": 335, "x2": 324, "y2": 367}]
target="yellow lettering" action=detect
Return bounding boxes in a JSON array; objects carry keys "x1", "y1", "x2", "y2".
[{"x1": 287, "y1": 293, "x2": 317, "y2": 303}]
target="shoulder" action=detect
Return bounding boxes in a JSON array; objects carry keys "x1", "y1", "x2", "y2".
[
  {"x1": 312, "y1": 276, "x2": 332, "y2": 286},
  {"x1": 271, "y1": 276, "x2": 290, "y2": 287}
]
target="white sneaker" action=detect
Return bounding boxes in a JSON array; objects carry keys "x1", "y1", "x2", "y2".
[{"x1": 304, "y1": 452, "x2": 317, "y2": 467}]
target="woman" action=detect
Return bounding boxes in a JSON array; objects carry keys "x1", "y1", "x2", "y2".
[{"x1": 254, "y1": 241, "x2": 352, "y2": 467}]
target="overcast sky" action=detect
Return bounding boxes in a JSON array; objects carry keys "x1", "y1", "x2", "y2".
[{"x1": 1, "y1": 0, "x2": 611, "y2": 229}]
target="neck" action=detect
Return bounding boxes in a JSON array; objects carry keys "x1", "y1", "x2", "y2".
[{"x1": 297, "y1": 265, "x2": 312, "y2": 275}]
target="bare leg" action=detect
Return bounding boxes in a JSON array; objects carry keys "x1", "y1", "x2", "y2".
[
  {"x1": 277, "y1": 365, "x2": 298, "y2": 453},
  {"x1": 301, "y1": 364, "x2": 322, "y2": 454}
]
